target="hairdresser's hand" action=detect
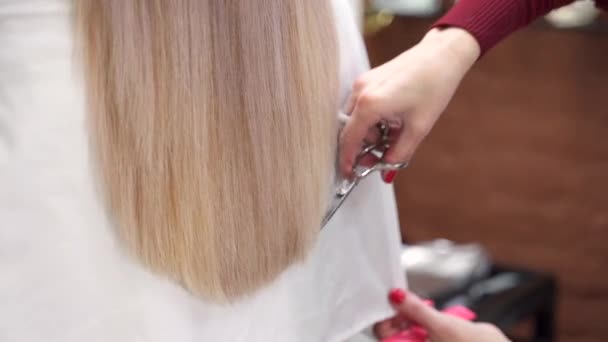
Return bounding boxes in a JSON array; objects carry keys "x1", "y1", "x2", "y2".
[
  {"x1": 374, "y1": 289, "x2": 510, "y2": 342},
  {"x1": 340, "y1": 27, "x2": 480, "y2": 181}
]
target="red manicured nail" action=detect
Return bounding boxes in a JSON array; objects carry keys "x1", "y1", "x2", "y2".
[
  {"x1": 389, "y1": 288, "x2": 406, "y2": 304},
  {"x1": 383, "y1": 171, "x2": 397, "y2": 184},
  {"x1": 442, "y1": 306, "x2": 477, "y2": 321}
]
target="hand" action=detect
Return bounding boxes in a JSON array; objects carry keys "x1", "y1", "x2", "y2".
[
  {"x1": 374, "y1": 289, "x2": 510, "y2": 342},
  {"x1": 339, "y1": 27, "x2": 480, "y2": 181}
]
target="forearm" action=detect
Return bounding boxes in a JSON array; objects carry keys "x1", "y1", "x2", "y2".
[
  {"x1": 432, "y1": 0, "x2": 577, "y2": 55},
  {"x1": 420, "y1": 27, "x2": 480, "y2": 73}
]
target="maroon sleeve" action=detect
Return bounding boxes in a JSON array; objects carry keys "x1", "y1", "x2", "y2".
[
  {"x1": 597, "y1": 0, "x2": 608, "y2": 10},
  {"x1": 431, "y1": 0, "x2": 578, "y2": 55}
]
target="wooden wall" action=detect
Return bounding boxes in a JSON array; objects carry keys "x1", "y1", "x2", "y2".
[{"x1": 365, "y1": 17, "x2": 608, "y2": 342}]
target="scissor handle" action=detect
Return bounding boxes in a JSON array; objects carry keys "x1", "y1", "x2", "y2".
[
  {"x1": 352, "y1": 122, "x2": 408, "y2": 179},
  {"x1": 355, "y1": 161, "x2": 408, "y2": 179}
]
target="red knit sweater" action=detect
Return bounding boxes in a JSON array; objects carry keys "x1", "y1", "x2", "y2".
[{"x1": 433, "y1": 0, "x2": 608, "y2": 55}]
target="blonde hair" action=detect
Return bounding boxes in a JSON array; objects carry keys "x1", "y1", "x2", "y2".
[{"x1": 74, "y1": 1, "x2": 339, "y2": 302}]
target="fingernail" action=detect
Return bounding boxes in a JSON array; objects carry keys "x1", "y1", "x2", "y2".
[
  {"x1": 442, "y1": 306, "x2": 477, "y2": 321},
  {"x1": 423, "y1": 299, "x2": 435, "y2": 307},
  {"x1": 388, "y1": 288, "x2": 406, "y2": 304},
  {"x1": 383, "y1": 171, "x2": 397, "y2": 184}
]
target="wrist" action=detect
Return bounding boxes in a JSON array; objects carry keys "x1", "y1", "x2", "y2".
[{"x1": 421, "y1": 27, "x2": 480, "y2": 71}]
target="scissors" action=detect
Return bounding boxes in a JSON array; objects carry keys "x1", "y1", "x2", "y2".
[{"x1": 321, "y1": 121, "x2": 408, "y2": 229}]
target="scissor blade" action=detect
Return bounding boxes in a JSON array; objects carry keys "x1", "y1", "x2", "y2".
[
  {"x1": 320, "y1": 179, "x2": 357, "y2": 229},
  {"x1": 321, "y1": 194, "x2": 346, "y2": 229}
]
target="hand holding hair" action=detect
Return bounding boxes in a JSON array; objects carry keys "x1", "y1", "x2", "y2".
[{"x1": 374, "y1": 289, "x2": 510, "y2": 342}]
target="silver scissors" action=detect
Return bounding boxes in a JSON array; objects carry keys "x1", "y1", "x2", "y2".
[{"x1": 321, "y1": 122, "x2": 408, "y2": 229}]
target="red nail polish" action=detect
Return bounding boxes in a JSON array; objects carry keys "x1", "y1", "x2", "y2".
[
  {"x1": 384, "y1": 171, "x2": 397, "y2": 184},
  {"x1": 442, "y1": 306, "x2": 477, "y2": 321},
  {"x1": 389, "y1": 288, "x2": 406, "y2": 304}
]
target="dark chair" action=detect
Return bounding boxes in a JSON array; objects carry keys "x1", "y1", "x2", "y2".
[{"x1": 431, "y1": 264, "x2": 558, "y2": 342}]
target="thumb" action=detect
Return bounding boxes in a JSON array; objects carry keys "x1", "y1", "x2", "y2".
[{"x1": 389, "y1": 289, "x2": 445, "y2": 333}]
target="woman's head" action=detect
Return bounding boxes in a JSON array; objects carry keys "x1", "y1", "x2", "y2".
[{"x1": 74, "y1": 0, "x2": 339, "y2": 302}]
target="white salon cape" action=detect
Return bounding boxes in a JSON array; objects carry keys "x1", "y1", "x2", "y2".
[{"x1": 0, "y1": 0, "x2": 405, "y2": 341}]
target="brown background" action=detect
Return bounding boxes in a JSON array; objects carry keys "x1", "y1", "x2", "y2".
[{"x1": 365, "y1": 17, "x2": 608, "y2": 342}]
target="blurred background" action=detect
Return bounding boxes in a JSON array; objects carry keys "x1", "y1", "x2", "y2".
[{"x1": 358, "y1": 0, "x2": 608, "y2": 341}]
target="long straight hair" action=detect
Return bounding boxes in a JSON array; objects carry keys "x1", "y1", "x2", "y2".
[{"x1": 74, "y1": 1, "x2": 339, "y2": 302}]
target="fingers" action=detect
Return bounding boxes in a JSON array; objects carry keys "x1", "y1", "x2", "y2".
[
  {"x1": 373, "y1": 316, "x2": 409, "y2": 339},
  {"x1": 344, "y1": 72, "x2": 375, "y2": 115},
  {"x1": 381, "y1": 122, "x2": 423, "y2": 166},
  {"x1": 388, "y1": 289, "x2": 445, "y2": 334},
  {"x1": 363, "y1": 125, "x2": 382, "y2": 146},
  {"x1": 343, "y1": 91, "x2": 358, "y2": 116},
  {"x1": 339, "y1": 101, "x2": 381, "y2": 178},
  {"x1": 340, "y1": 73, "x2": 387, "y2": 178},
  {"x1": 357, "y1": 151, "x2": 380, "y2": 168},
  {"x1": 377, "y1": 121, "x2": 425, "y2": 184}
]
